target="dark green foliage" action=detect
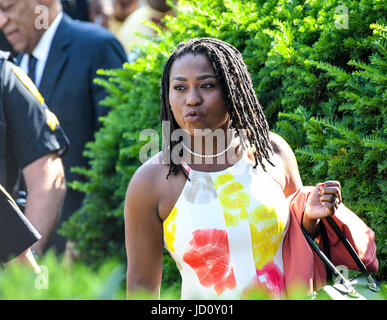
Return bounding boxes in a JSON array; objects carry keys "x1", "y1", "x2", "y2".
[
  {"x1": 278, "y1": 23, "x2": 387, "y2": 280},
  {"x1": 60, "y1": 45, "x2": 167, "y2": 266},
  {"x1": 61, "y1": 0, "x2": 387, "y2": 292}
]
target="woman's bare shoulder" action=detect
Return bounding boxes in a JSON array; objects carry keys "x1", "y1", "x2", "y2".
[
  {"x1": 125, "y1": 152, "x2": 187, "y2": 222},
  {"x1": 268, "y1": 131, "x2": 294, "y2": 156},
  {"x1": 126, "y1": 152, "x2": 168, "y2": 194}
]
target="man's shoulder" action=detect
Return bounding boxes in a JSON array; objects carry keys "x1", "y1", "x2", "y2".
[
  {"x1": 61, "y1": 14, "x2": 125, "y2": 61},
  {"x1": 64, "y1": 14, "x2": 120, "y2": 45}
]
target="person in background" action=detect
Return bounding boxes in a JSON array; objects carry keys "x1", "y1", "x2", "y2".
[
  {"x1": 61, "y1": 0, "x2": 115, "y2": 26},
  {"x1": 61, "y1": 0, "x2": 140, "y2": 38},
  {"x1": 0, "y1": 0, "x2": 127, "y2": 255},
  {"x1": 0, "y1": 50, "x2": 68, "y2": 257},
  {"x1": 117, "y1": 0, "x2": 175, "y2": 60},
  {"x1": 109, "y1": 0, "x2": 139, "y2": 38},
  {"x1": 0, "y1": 0, "x2": 122, "y2": 55}
]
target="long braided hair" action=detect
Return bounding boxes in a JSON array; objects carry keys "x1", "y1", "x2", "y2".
[{"x1": 160, "y1": 38, "x2": 273, "y2": 179}]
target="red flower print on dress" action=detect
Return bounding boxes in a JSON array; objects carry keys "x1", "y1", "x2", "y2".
[
  {"x1": 255, "y1": 262, "x2": 285, "y2": 297},
  {"x1": 183, "y1": 229, "x2": 237, "y2": 296}
]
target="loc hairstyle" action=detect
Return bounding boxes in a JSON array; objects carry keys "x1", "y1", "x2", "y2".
[{"x1": 160, "y1": 37, "x2": 273, "y2": 179}]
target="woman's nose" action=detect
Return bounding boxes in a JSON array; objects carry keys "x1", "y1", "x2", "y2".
[{"x1": 186, "y1": 88, "x2": 202, "y2": 106}]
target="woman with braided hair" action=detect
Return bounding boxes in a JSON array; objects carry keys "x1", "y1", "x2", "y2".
[{"x1": 124, "y1": 38, "x2": 378, "y2": 299}]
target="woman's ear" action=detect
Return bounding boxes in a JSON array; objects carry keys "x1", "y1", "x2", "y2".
[{"x1": 226, "y1": 113, "x2": 232, "y2": 128}]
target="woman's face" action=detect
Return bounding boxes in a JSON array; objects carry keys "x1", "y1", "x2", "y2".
[{"x1": 168, "y1": 53, "x2": 229, "y2": 136}]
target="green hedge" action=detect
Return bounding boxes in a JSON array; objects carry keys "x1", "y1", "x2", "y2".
[
  {"x1": 1, "y1": 251, "x2": 383, "y2": 300},
  {"x1": 0, "y1": 251, "x2": 126, "y2": 299},
  {"x1": 61, "y1": 0, "x2": 387, "y2": 290},
  {"x1": 0, "y1": 251, "x2": 180, "y2": 299}
]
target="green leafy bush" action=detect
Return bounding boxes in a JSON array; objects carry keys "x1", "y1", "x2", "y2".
[
  {"x1": 0, "y1": 254, "x2": 385, "y2": 300},
  {"x1": 0, "y1": 251, "x2": 180, "y2": 299},
  {"x1": 61, "y1": 0, "x2": 387, "y2": 294},
  {"x1": 0, "y1": 251, "x2": 126, "y2": 299},
  {"x1": 276, "y1": 22, "x2": 387, "y2": 280}
]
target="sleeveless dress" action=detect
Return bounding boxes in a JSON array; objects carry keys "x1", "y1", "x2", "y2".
[{"x1": 163, "y1": 152, "x2": 290, "y2": 299}]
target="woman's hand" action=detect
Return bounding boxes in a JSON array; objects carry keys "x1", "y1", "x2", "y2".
[{"x1": 303, "y1": 181, "x2": 342, "y2": 236}]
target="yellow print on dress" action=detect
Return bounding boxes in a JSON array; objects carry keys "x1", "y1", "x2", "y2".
[
  {"x1": 163, "y1": 206, "x2": 178, "y2": 253},
  {"x1": 248, "y1": 205, "x2": 286, "y2": 269},
  {"x1": 213, "y1": 173, "x2": 249, "y2": 227}
]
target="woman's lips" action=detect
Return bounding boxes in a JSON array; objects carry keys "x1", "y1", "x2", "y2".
[
  {"x1": 185, "y1": 114, "x2": 203, "y2": 122},
  {"x1": 184, "y1": 111, "x2": 203, "y2": 122}
]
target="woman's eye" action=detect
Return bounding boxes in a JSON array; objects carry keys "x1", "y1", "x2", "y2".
[
  {"x1": 201, "y1": 83, "x2": 215, "y2": 89},
  {"x1": 174, "y1": 85, "x2": 186, "y2": 91}
]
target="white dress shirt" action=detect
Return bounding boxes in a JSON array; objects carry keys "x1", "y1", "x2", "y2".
[{"x1": 20, "y1": 12, "x2": 63, "y2": 88}]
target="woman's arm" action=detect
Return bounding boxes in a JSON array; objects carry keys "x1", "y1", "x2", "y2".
[
  {"x1": 124, "y1": 163, "x2": 164, "y2": 299},
  {"x1": 269, "y1": 132, "x2": 341, "y2": 236}
]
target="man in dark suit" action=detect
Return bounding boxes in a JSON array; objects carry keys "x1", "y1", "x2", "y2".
[
  {"x1": 0, "y1": 0, "x2": 114, "y2": 55},
  {"x1": 0, "y1": 0, "x2": 127, "y2": 254}
]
